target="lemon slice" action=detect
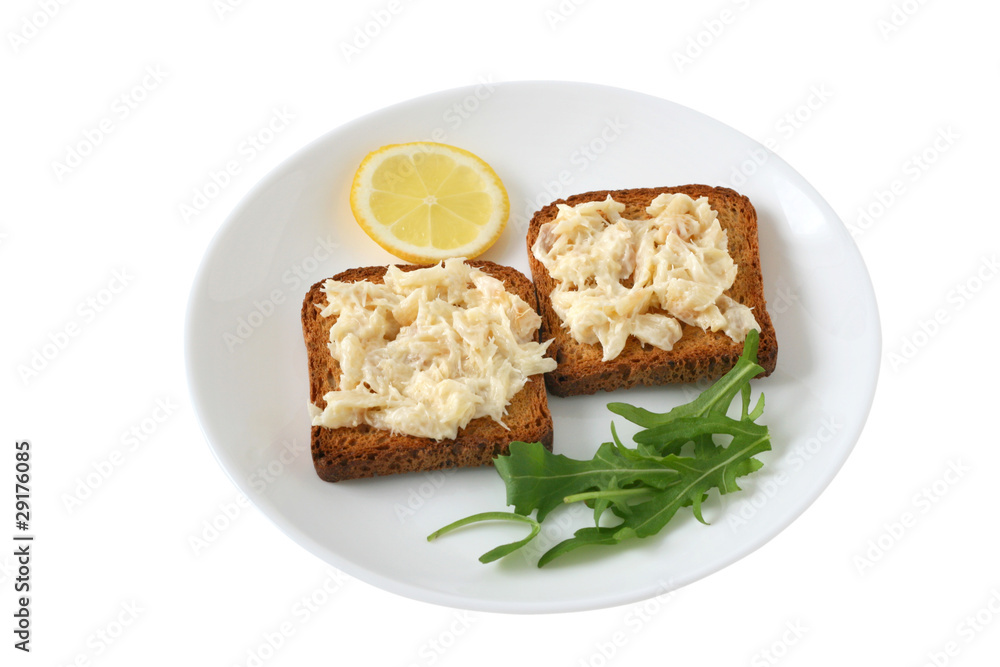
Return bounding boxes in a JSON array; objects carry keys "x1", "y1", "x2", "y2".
[{"x1": 349, "y1": 142, "x2": 509, "y2": 263}]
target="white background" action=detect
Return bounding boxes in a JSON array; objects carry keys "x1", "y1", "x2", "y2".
[{"x1": 3, "y1": 0, "x2": 997, "y2": 665}]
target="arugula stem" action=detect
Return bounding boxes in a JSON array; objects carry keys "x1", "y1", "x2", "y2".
[
  {"x1": 563, "y1": 487, "x2": 655, "y2": 505},
  {"x1": 427, "y1": 511, "x2": 537, "y2": 540}
]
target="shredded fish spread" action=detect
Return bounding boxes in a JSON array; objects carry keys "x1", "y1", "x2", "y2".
[
  {"x1": 532, "y1": 193, "x2": 759, "y2": 361},
  {"x1": 311, "y1": 259, "x2": 556, "y2": 440}
]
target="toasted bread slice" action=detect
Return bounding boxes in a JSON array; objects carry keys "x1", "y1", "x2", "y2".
[
  {"x1": 526, "y1": 185, "x2": 777, "y2": 397},
  {"x1": 301, "y1": 260, "x2": 553, "y2": 482}
]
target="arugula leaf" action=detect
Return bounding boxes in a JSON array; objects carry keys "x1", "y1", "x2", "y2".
[
  {"x1": 537, "y1": 526, "x2": 625, "y2": 567},
  {"x1": 495, "y1": 440, "x2": 680, "y2": 521},
  {"x1": 607, "y1": 329, "x2": 764, "y2": 429},
  {"x1": 426, "y1": 511, "x2": 540, "y2": 563},
  {"x1": 428, "y1": 331, "x2": 772, "y2": 567}
]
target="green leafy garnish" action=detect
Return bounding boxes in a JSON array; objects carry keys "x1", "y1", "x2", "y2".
[
  {"x1": 426, "y1": 511, "x2": 540, "y2": 563},
  {"x1": 429, "y1": 330, "x2": 771, "y2": 567}
]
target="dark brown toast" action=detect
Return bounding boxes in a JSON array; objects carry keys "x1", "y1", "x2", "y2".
[
  {"x1": 526, "y1": 185, "x2": 777, "y2": 397},
  {"x1": 302, "y1": 260, "x2": 553, "y2": 482}
]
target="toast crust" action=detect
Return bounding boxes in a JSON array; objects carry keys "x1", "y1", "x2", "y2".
[
  {"x1": 301, "y1": 260, "x2": 553, "y2": 482},
  {"x1": 526, "y1": 185, "x2": 777, "y2": 396}
]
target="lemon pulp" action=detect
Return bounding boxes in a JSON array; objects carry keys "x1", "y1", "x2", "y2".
[{"x1": 349, "y1": 142, "x2": 509, "y2": 263}]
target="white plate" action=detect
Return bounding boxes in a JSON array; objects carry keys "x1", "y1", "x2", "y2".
[{"x1": 185, "y1": 81, "x2": 880, "y2": 613}]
